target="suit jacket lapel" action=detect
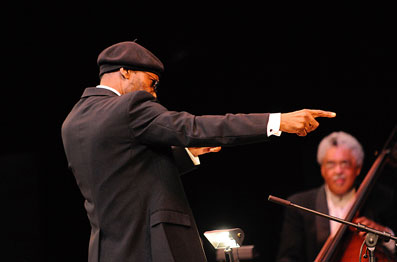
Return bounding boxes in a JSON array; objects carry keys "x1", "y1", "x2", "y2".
[{"x1": 315, "y1": 185, "x2": 331, "y2": 246}]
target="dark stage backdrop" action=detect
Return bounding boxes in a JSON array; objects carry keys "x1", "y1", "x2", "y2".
[{"x1": 3, "y1": 2, "x2": 396, "y2": 261}]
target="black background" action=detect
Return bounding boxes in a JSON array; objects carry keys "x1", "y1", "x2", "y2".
[{"x1": 3, "y1": 2, "x2": 396, "y2": 261}]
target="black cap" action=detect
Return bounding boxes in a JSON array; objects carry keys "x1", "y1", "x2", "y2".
[{"x1": 97, "y1": 41, "x2": 164, "y2": 77}]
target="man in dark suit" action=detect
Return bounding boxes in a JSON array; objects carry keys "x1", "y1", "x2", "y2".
[
  {"x1": 276, "y1": 131, "x2": 395, "y2": 262},
  {"x1": 61, "y1": 41, "x2": 336, "y2": 262}
]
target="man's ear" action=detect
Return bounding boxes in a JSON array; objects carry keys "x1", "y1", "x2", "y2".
[
  {"x1": 119, "y1": 68, "x2": 131, "y2": 79},
  {"x1": 355, "y1": 166, "x2": 362, "y2": 177}
]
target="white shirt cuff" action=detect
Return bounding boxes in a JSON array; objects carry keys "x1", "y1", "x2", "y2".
[
  {"x1": 267, "y1": 113, "x2": 282, "y2": 137},
  {"x1": 185, "y1": 148, "x2": 200, "y2": 165}
]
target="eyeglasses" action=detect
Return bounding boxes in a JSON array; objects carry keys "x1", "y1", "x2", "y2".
[
  {"x1": 323, "y1": 160, "x2": 353, "y2": 170},
  {"x1": 143, "y1": 72, "x2": 160, "y2": 93}
]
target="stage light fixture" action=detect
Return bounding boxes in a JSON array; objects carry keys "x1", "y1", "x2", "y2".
[{"x1": 204, "y1": 228, "x2": 245, "y2": 262}]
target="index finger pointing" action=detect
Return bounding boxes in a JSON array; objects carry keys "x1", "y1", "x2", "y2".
[
  {"x1": 308, "y1": 110, "x2": 336, "y2": 118},
  {"x1": 209, "y1": 147, "x2": 222, "y2": 153}
]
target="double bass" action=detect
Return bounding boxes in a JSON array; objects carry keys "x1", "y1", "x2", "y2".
[{"x1": 315, "y1": 125, "x2": 397, "y2": 262}]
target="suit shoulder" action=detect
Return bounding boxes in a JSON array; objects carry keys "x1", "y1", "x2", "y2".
[{"x1": 288, "y1": 186, "x2": 323, "y2": 206}]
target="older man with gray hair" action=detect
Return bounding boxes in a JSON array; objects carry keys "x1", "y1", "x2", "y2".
[{"x1": 276, "y1": 131, "x2": 395, "y2": 262}]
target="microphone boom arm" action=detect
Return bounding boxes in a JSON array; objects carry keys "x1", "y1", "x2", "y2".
[{"x1": 267, "y1": 195, "x2": 396, "y2": 242}]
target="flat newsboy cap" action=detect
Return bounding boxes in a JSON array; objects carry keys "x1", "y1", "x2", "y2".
[{"x1": 97, "y1": 41, "x2": 164, "y2": 77}]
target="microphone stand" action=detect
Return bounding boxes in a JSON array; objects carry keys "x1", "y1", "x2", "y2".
[{"x1": 268, "y1": 195, "x2": 397, "y2": 262}]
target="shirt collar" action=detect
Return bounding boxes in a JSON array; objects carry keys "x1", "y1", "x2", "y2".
[
  {"x1": 96, "y1": 85, "x2": 121, "y2": 96},
  {"x1": 325, "y1": 184, "x2": 356, "y2": 208}
]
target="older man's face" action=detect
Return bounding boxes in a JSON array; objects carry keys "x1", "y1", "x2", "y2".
[{"x1": 321, "y1": 146, "x2": 361, "y2": 196}]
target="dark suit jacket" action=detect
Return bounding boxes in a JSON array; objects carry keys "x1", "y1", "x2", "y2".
[
  {"x1": 61, "y1": 88, "x2": 271, "y2": 262},
  {"x1": 276, "y1": 185, "x2": 330, "y2": 262}
]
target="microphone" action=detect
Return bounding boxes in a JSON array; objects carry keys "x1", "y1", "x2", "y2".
[{"x1": 267, "y1": 195, "x2": 291, "y2": 207}]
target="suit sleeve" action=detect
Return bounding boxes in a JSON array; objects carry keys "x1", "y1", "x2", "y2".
[
  {"x1": 127, "y1": 91, "x2": 270, "y2": 147},
  {"x1": 171, "y1": 146, "x2": 198, "y2": 176}
]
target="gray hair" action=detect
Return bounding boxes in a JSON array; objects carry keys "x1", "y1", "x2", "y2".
[{"x1": 317, "y1": 131, "x2": 364, "y2": 167}]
